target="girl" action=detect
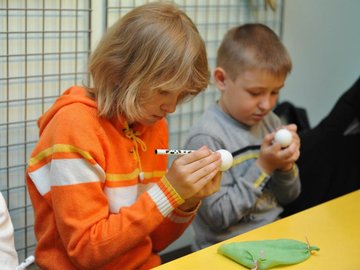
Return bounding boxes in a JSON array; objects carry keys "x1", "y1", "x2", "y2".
[{"x1": 26, "y1": 3, "x2": 222, "y2": 269}]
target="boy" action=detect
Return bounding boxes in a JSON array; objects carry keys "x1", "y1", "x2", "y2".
[{"x1": 184, "y1": 23, "x2": 301, "y2": 250}]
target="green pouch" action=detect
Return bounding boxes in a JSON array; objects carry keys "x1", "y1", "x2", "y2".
[{"x1": 218, "y1": 238, "x2": 319, "y2": 270}]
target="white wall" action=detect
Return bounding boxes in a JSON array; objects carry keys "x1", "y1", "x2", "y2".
[{"x1": 280, "y1": 0, "x2": 360, "y2": 127}]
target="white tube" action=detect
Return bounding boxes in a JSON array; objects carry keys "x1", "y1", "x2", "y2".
[{"x1": 16, "y1": 255, "x2": 35, "y2": 270}]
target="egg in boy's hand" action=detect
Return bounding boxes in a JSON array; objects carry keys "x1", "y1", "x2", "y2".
[{"x1": 274, "y1": 128, "x2": 293, "y2": 148}]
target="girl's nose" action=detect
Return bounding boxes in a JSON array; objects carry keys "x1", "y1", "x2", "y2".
[{"x1": 160, "y1": 98, "x2": 177, "y2": 113}]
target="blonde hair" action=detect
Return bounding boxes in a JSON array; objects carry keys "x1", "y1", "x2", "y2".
[
  {"x1": 87, "y1": 2, "x2": 209, "y2": 122},
  {"x1": 216, "y1": 23, "x2": 292, "y2": 81}
]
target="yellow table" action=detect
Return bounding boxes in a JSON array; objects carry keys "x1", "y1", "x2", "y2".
[{"x1": 154, "y1": 189, "x2": 360, "y2": 269}]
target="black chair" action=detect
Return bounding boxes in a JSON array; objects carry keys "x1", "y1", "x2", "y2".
[
  {"x1": 274, "y1": 101, "x2": 311, "y2": 133},
  {"x1": 279, "y1": 76, "x2": 360, "y2": 217}
]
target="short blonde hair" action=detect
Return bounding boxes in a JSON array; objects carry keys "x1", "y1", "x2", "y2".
[
  {"x1": 87, "y1": 2, "x2": 209, "y2": 122},
  {"x1": 217, "y1": 23, "x2": 292, "y2": 81}
]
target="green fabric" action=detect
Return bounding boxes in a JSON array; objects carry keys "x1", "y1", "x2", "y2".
[{"x1": 218, "y1": 239, "x2": 319, "y2": 270}]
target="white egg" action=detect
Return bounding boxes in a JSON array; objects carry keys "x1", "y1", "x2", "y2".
[
  {"x1": 216, "y1": 149, "x2": 233, "y2": 171},
  {"x1": 274, "y1": 128, "x2": 293, "y2": 148}
]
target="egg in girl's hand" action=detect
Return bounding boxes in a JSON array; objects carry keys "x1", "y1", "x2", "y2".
[
  {"x1": 216, "y1": 149, "x2": 233, "y2": 171},
  {"x1": 274, "y1": 128, "x2": 293, "y2": 148}
]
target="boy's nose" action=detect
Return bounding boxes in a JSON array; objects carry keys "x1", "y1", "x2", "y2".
[{"x1": 259, "y1": 97, "x2": 272, "y2": 110}]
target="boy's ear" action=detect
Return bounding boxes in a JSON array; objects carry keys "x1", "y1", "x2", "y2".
[{"x1": 213, "y1": 67, "x2": 227, "y2": 92}]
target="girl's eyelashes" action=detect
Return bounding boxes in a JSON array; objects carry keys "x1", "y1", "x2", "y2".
[
  {"x1": 155, "y1": 87, "x2": 199, "y2": 104},
  {"x1": 158, "y1": 90, "x2": 170, "y2": 95}
]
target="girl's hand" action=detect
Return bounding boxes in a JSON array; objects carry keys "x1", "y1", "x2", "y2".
[
  {"x1": 165, "y1": 146, "x2": 222, "y2": 200},
  {"x1": 178, "y1": 170, "x2": 223, "y2": 211}
]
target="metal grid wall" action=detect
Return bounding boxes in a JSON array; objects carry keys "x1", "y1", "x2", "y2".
[
  {"x1": 1, "y1": 0, "x2": 283, "y2": 262},
  {"x1": 0, "y1": 0, "x2": 91, "y2": 261}
]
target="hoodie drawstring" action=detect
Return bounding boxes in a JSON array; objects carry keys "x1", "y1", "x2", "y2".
[{"x1": 123, "y1": 122, "x2": 147, "y2": 181}]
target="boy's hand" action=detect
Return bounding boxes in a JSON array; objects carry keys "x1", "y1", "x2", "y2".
[
  {"x1": 256, "y1": 124, "x2": 300, "y2": 174},
  {"x1": 165, "y1": 146, "x2": 222, "y2": 201}
]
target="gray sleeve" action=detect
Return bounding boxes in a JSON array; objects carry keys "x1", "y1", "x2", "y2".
[
  {"x1": 269, "y1": 165, "x2": 301, "y2": 205},
  {"x1": 184, "y1": 134, "x2": 270, "y2": 232}
]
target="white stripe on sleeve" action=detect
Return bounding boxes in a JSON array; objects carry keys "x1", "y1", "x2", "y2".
[{"x1": 29, "y1": 158, "x2": 105, "y2": 195}]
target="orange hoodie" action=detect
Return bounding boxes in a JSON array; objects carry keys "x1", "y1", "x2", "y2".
[{"x1": 26, "y1": 86, "x2": 196, "y2": 270}]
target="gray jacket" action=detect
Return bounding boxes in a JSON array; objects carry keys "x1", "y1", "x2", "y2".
[{"x1": 184, "y1": 103, "x2": 301, "y2": 250}]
